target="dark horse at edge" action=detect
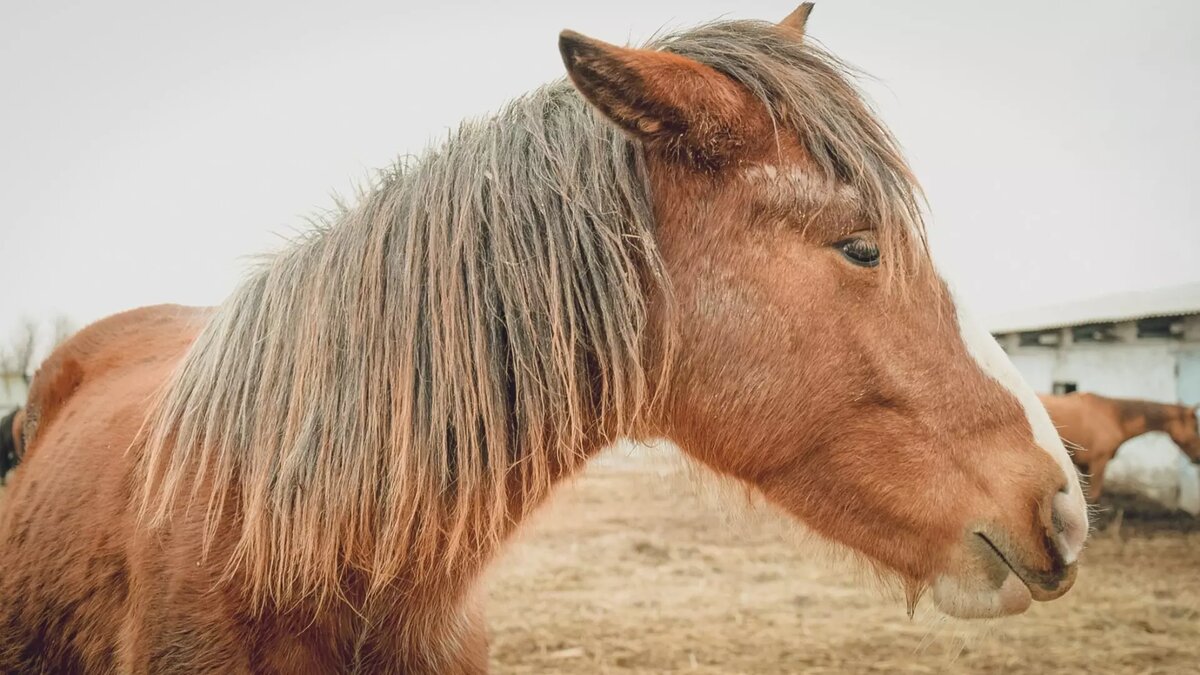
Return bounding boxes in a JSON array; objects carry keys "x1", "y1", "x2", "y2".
[{"x1": 0, "y1": 408, "x2": 22, "y2": 486}]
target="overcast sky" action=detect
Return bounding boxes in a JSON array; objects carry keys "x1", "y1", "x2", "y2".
[{"x1": 2, "y1": 0, "x2": 1198, "y2": 343}]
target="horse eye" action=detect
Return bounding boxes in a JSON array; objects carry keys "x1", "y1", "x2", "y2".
[{"x1": 836, "y1": 237, "x2": 880, "y2": 268}]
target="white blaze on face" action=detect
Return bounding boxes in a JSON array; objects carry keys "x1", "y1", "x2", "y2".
[{"x1": 951, "y1": 293, "x2": 1089, "y2": 563}]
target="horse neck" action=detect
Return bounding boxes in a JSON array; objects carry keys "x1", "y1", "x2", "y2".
[
  {"x1": 283, "y1": 437, "x2": 607, "y2": 647},
  {"x1": 1111, "y1": 398, "x2": 1178, "y2": 441}
]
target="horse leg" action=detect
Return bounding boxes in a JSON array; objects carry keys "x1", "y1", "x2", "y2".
[{"x1": 1087, "y1": 457, "x2": 1109, "y2": 502}]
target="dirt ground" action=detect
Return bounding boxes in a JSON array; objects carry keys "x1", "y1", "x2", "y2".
[
  {"x1": 487, "y1": 450, "x2": 1200, "y2": 674},
  {"x1": 2, "y1": 451, "x2": 1197, "y2": 674}
]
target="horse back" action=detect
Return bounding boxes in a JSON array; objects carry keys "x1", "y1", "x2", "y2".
[{"x1": 0, "y1": 304, "x2": 209, "y2": 672}]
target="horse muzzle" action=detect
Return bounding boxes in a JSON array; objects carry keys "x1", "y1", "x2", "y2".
[{"x1": 931, "y1": 487, "x2": 1085, "y2": 618}]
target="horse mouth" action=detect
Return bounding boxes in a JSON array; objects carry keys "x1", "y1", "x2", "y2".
[
  {"x1": 975, "y1": 532, "x2": 1074, "y2": 602},
  {"x1": 976, "y1": 531, "x2": 1022, "y2": 576}
]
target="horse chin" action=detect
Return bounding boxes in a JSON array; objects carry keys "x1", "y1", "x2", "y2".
[
  {"x1": 927, "y1": 532, "x2": 1044, "y2": 619},
  {"x1": 929, "y1": 571, "x2": 1032, "y2": 619}
]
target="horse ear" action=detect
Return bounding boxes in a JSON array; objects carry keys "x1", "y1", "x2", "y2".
[
  {"x1": 780, "y1": 3, "x2": 815, "y2": 36},
  {"x1": 558, "y1": 30, "x2": 760, "y2": 168}
]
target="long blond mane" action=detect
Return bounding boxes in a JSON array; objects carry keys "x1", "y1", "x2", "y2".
[{"x1": 137, "y1": 19, "x2": 925, "y2": 607}]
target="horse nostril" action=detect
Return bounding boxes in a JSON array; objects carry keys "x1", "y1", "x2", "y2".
[{"x1": 1050, "y1": 488, "x2": 1087, "y2": 566}]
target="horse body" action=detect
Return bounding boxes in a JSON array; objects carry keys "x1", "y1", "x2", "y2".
[
  {"x1": 1040, "y1": 392, "x2": 1200, "y2": 501},
  {"x1": 1, "y1": 7, "x2": 1090, "y2": 672},
  {"x1": 1, "y1": 306, "x2": 495, "y2": 672},
  {"x1": 0, "y1": 306, "x2": 200, "y2": 671}
]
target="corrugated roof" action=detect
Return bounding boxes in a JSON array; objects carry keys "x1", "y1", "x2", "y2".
[{"x1": 987, "y1": 282, "x2": 1200, "y2": 334}]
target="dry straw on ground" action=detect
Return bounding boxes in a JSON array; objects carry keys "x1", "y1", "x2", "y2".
[
  {"x1": 2, "y1": 447, "x2": 1196, "y2": 673},
  {"x1": 488, "y1": 448, "x2": 1200, "y2": 674}
]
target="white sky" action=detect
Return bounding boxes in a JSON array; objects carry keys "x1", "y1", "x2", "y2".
[{"x1": 2, "y1": 1, "x2": 1198, "y2": 342}]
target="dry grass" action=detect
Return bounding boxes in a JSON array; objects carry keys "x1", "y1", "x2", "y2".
[
  {"x1": 487, "y1": 449, "x2": 1200, "y2": 674},
  {"x1": 2, "y1": 449, "x2": 1197, "y2": 674}
]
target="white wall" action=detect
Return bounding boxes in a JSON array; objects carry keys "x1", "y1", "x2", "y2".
[
  {"x1": 1177, "y1": 345, "x2": 1200, "y2": 512},
  {"x1": 1057, "y1": 342, "x2": 1189, "y2": 508},
  {"x1": 1008, "y1": 351, "x2": 1055, "y2": 393}
]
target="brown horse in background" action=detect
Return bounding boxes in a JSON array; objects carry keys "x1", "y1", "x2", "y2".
[
  {"x1": 1041, "y1": 392, "x2": 1200, "y2": 501},
  {"x1": 0, "y1": 407, "x2": 23, "y2": 485},
  {"x1": 0, "y1": 6, "x2": 1088, "y2": 673}
]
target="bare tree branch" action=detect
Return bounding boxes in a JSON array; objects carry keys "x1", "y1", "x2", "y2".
[
  {"x1": 11, "y1": 320, "x2": 37, "y2": 385},
  {"x1": 52, "y1": 315, "x2": 76, "y2": 348}
]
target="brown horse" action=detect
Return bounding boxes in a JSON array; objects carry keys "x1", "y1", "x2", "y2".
[
  {"x1": 0, "y1": 407, "x2": 23, "y2": 485},
  {"x1": 0, "y1": 6, "x2": 1088, "y2": 672},
  {"x1": 1041, "y1": 392, "x2": 1200, "y2": 502}
]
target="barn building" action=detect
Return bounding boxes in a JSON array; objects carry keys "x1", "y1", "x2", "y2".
[{"x1": 989, "y1": 282, "x2": 1200, "y2": 514}]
